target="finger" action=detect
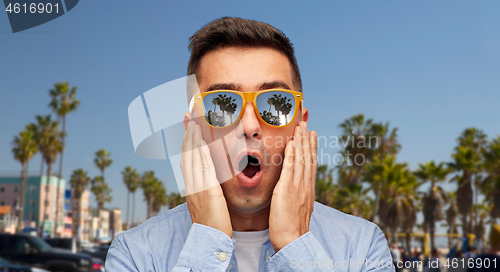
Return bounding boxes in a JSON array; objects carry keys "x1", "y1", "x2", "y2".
[
  {"x1": 293, "y1": 125, "x2": 304, "y2": 187},
  {"x1": 199, "y1": 140, "x2": 219, "y2": 190},
  {"x1": 310, "y1": 130, "x2": 318, "y2": 196},
  {"x1": 183, "y1": 112, "x2": 193, "y2": 131},
  {"x1": 191, "y1": 124, "x2": 203, "y2": 193},
  {"x1": 181, "y1": 122, "x2": 194, "y2": 195},
  {"x1": 277, "y1": 140, "x2": 295, "y2": 187},
  {"x1": 301, "y1": 122, "x2": 312, "y2": 188}
]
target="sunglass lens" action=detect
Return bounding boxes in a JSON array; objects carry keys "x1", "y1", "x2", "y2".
[
  {"x1": 256, "y1": 91, "x2": 296, "y2": 126},
  {"x1": 202, "y1": 92, "x2": 242, "y2": 127}
]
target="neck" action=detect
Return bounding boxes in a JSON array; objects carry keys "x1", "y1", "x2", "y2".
[{"x1": 229, "y1": 205, "x2": 270, "y2": 231}]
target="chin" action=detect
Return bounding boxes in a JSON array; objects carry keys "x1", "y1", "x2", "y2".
[
  {"x1": 221, "y1": 178, "x2": 273, "y2": 214},
  {"x1": 227, "y1": 196, "x2": 271, "y2": 214}
]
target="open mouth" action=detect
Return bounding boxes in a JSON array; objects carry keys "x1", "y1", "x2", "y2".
[
  {"x1": 236, "y1": 154, "x2": 263, "y2": 188},
  {"x1": 239, "y1": 155, "x2": 261, "y2": 178}
]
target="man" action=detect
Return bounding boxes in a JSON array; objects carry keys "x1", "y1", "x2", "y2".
[{"x1": 106, "y1": 17, "x2": 393, "y2": 272}]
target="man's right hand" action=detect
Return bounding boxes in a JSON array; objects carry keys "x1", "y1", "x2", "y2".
[{"x1": 180, "y1": 116, "x2": 233, "y2": 238}]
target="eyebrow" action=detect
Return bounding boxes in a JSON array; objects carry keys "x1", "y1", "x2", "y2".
[
  {"x1": 206, "y1": 80, "x2": 292, "y2": 93},
  {"x1": 206, "y1": 83, "x2": 241, "y2": 92},
  {"x1": 259, "y1": 81, "x2": 291, "y2": 90}
]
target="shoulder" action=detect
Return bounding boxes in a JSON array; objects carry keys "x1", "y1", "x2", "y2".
[
  {"x1": 310, "y1": 202, "x2": 388, "y2": 258},
  {"x1": 107, "y1": 204, "x2": 191, "y2": 271},
  {"x1": 311, "y1": 201, "x2": 380, "y2": 233},
  {"x1": 113, "y1": 203, "x2": 191, "y2": 250}
]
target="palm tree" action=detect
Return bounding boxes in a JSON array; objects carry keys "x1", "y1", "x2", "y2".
[
  {"x1": 315, "y1": 165, "x2": 335, "y2": 206},
  {"x1": 49, "y1": 82, "x2": 80, "y2": 237},
  {"x1": 91, "y1": 176, "x2": 112, "y2": 240},
  {"x1": 122, "y1": 166, "x2": 140, "y2": 228},
  {"x1": 212, "y1": 96, "x2": 221, "y2": 113},
  {"x1": 373, "y1": 156, "x2": 419, "y2": 243},
  {"x1": 218, "y1": 94, "x2": 226, "y2": 117},
  {"x1": 472, "y1": 203, "x2": 489, "y2": 251},
  {"x1": 152, "y1": 185, "x2": 167, "y2": 216},
  {"x1": 70, "y1": 169, "x2": 91, "y2": 200},
  {"x1": 445, "y1": 192, "x2": 458, "y2": 249},
  {"x1": 12, "y1": 127, "x2": 39, "y2": 233},
  {"x1": 70, "y1": 169, "x2": 91, "y2": 238},
  {"x1": 414, "y1": 161, "x2": 450, "y2": 250},
  {"x1": 259, "y1": 111, "x2": 279, "y2": 126},
  {"x1": 167, "y1": 192, "x2": 185, "y2": 209},
  {"x1": 337, "y1": 114, "x2": 374, "y2": 185},
  {"x1": 369, "y1": 122, "x2": 401, "y2": 161},
  {"x1": 94, "y1": 149, "x2": 112, "y2": 178},
  {"x1": 93, "y1": 149, "x2": 112, "y2": 240},
  {"x1": 141, "y1": 171, "x2": 163, "y2": 219},
  {"x1": 91, "y1": 175, "x2": 112, "y2": 240},
  {"x1": 482, "y1": 136, "x2": 500, "y2": 225},
  {"x1": 91, "y1": 176, "x2": 112, "y2": 211},
  {"x1": 267, "y1": 96, "x2": 276, "y2": 112},
  {"x1": 279, "y1": 96, "x2": 293, "y2": 123},
  {"x1": 449, "y1": 128, "x2": 485, "y2": 236},
  {"x1": 36, "y1": 115, "x2": 63, "y2": 237},
  {"x1": 225, "y1": 98, "x2": 238, "y2": 123},
  {"x1": 29, "y1": 119, "x2": 47, "y2": 237}
]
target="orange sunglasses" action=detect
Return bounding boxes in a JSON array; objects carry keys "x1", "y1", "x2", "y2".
[{"x1": 189, "y1": 89, "x2": 303, "y2": 128}]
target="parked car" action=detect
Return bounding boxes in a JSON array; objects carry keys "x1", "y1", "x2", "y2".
[
  {"x1": 90, "y1": 258, "x2": 104, "y2": 272},
  {"x1": 0, "y1": 256, "x2": 32, "y2": 272},
  {"x1": 0, "y1": 234, "x2": 92, "y2": 272},
  {"x1": 44, "y1": 238, "x2": 77, "y2": 253},
  {"x1": 76, "y1": 241, "x2": 93, "y2": 252},
  {"x1": 80, "y1": 243, "x2": 109, "y2": 263}
]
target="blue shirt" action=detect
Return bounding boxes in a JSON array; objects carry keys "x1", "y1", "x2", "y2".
[{"x1": 105, "y1": 202, "x2": 395, "y2": 272}]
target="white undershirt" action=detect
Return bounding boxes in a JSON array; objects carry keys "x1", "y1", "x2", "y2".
[{"x1": 233, "y1": 229, "x2": 269, "y2": 272}]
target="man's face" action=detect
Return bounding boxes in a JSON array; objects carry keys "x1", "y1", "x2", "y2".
[{"x1": 192, "y1": 46, "x2": 308, "y2": 214}]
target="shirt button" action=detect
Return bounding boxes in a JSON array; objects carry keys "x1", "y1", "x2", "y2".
[
  {"x1": 218, "y1": 252, "x2": 227, "y2": 261},
  {"x1": 230, "y1": 264, "x2": 233, "y2": 270}
]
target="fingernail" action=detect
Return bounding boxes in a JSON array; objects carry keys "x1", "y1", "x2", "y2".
[
  {"x1": 292, "y1": 141, "x2": 296, "y2": 148},
  {"x1": 300, "y1": 128, "x2": 304, "y2": 135},
  {"x1": 188, "y1": 122, "x2": 193, "y2": 130},
  {"x1": 304, "y1": 123, "x2": 308, "y2": 130}
]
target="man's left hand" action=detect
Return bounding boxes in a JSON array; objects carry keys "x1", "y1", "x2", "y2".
[{"x1": 269, "y1": 121, "x2": 318, "y2": 252}]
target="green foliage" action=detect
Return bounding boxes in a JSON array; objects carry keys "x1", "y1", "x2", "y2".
[
  {"x1": 49, "y1": 81, "x2": 80, "y2": 119},
  {"x1": 91, "y1": 176, "x2": 112, "y2": 210},
  {"x1": 94, "y1": 149, "x2": 112, "y2": 175},
  {"x1": 70, "y1": 168, "x2": 91, "y2": 199},
  {"x1": 12, "y1": 127, "x2": 39, "y2": 166},
  {"x1": 167, "y1": 192, "x2": 186, "y2": 209},
  {"x1": 122, "y1": 166, "x2": 140, "y2": 194},
  {"x1": 141, "y1": 171, "x2": 167, "y2": 218}
]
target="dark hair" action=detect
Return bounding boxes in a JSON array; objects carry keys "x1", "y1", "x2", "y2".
[{"x1": 187, "y1": 17, "x2": 302, "y2": 94}]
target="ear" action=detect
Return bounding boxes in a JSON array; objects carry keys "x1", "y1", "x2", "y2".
[
  {"x1": 183, "y1": 112, "x2": 192, "y2": 131},
  {"x1": 301, "y1": 107, "x2": 309, "y2": 123}
]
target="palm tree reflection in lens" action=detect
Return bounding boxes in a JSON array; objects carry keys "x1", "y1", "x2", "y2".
[{"x1": 261, "y1": 93, "x2": 293, "y2": 126}]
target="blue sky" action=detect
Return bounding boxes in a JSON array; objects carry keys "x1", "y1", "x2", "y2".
[{"x1": 1, "y1": 1, "x2": 499, "y2": 228}]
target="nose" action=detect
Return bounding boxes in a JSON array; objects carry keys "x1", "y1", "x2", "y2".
[{"x1": 236, "y1": 102, "x2": 262, "y2": 140}]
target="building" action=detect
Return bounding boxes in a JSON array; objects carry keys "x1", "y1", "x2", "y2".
[
  {"x1": 61, "y1": 189, "x2": 72, "y2": 238},
  {"x1": 62, "y1": 215, "x2": 73, "y2": 238},
  {"x1": 89, "y1": 209, "x2": 110, "y2": 243},
  {"x1": 71, "y1": 189, "x2": 90, "y2": 241},
  {"x1": 109, "y1": 208, "x2": 122, "y2": 239},
  {"x1": 99, "y1": 209, "x2": 110, "y2": 241},
  {"x1": 0, "y1": 174, "x2": 65, "y2": 236},
  {"x1": 0, "y1": 206, "x2": 17, "y2": 233}
]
